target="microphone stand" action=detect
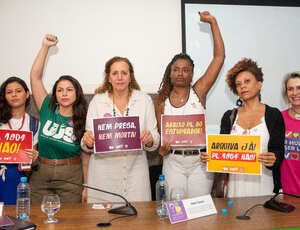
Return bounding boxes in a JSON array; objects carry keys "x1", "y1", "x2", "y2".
[
  {"x1": 47, "y1": 179, "x2": 137, "y2": 216},
  {"x1": 236, "y1": 192, "x2": 300, "y2": 220}
]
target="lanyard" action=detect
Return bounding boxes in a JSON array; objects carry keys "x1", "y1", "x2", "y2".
[{"x1": 8, "y1": 114, "x2": 25, "y2": 130}]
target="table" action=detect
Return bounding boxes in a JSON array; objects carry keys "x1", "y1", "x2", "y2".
[{"x1": 3, "y1": 196, "x2": 300, "y2": 230}]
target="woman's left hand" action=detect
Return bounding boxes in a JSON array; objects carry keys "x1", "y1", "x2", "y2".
[
  {"x1": 199, "y1": 11, "x2": 216, "y2": 24},
  {"x1": 258, "y1": 152, "x2": 276, "y2": 167},
  {"x1": 141, "y1": 130, "x2": 153, "y2": 148},
  {"x1": 24, "y1": 148, "x2": 39, "y2": 164}
]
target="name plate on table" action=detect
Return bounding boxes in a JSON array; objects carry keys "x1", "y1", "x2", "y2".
[
  {"x1": 207, "y1": 134, "x2": 261, "y2": 175},
  {"x1": 0, "y1": 130, "x2": 33, "y2": 163},
  {"x1": 161, "y1": 114, "x2": 206, "y2": 149},
  {"x1": 93, "y1": 116, "x2": 142, "y2": 153},
  {"x1": 166, "y1": 195, "x2": 217, "y2": 224}
]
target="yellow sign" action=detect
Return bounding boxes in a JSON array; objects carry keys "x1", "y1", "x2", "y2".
[{"x1": 207, "y1": 134, "x2": 261, "y2": 175}]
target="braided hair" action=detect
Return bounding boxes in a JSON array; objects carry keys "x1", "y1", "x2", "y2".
[{"x1": 157, "y1": 53, "x2": 194, "y2": 103}]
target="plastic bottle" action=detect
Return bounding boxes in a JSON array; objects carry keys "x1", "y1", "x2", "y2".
[
  {"x1": 155, "y1": 174, "x2": 168, "y2": 217},
  {"x1": 16, "y1": 177, "x2": 30, "y2": 220}
]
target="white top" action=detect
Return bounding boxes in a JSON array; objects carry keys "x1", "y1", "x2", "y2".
[
  {"x1": 83, "y1": 90, "x2": 160, "y2": 153},
  {"x1": 0, "y1": 113, "x2": 39, "y2": 145},
  {"x1": 228, "y1": 115, "x2": 273, "y2": 197},
  {"x1": 164, "y1": 88, "x2": 205, "y2": 116}
]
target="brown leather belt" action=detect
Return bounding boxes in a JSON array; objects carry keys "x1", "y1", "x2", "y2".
[{"x1": 39, "y1": 155, "x2": 81, "y2": 165}]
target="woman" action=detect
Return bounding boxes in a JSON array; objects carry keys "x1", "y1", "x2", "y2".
[
  {"x1": 0, "y1": 77, "x2": 39, "y2": 205},
  {"x1": 81, "y1": 56, "x2": 160, "y2": 202},
  {"x1": 281, "y1": 72, "x2": 300, "y2": 195},
  {"x1": 29, "y1": 35, "x2": 88, "y2": 204},
  {"x1": 155, "y1": 11, "x2": 225, "y2": 198},
  {"x1": 202, "y1": 58, "x2": 285, "y2": 197}
]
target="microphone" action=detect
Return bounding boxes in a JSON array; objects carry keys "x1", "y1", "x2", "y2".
[
  {"x1": 236, "y1": 192, "x2": 300, "y2": 220},
  {"x1": 263, "y1": 192, "x2": 298, "y2": 213},
  {"x1": 47, "y1": 179, "x2": 137, "y2": 216}
]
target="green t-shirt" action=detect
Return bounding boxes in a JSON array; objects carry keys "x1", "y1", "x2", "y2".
[{"x1": 38, "y1": 96, "x2": 80, "y2": 159}]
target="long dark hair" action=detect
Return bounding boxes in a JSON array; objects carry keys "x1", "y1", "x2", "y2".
[
  {"x1": 157, "y1": 53, "x2": 194, "y2": 103},
  {"x1": 0, "y1": 76, "x2": 30, "y2": 125},
  {"x1": 49, "y1": 75, "x2": 87, "y2": 142}
]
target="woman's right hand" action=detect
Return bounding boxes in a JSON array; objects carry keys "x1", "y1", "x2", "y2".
[
  {"x1": 82, "y1": 188, "x2": 87, "y2": 203},
  {"x1": 82, "y1": 130, "x2": 95, "y2": 149},
  {"x1": 42, "y1": 34, "x2": 58, "y2": 48},
  {"x1": 200, "y1": 152, "x2": 210, "y2": 164},
  {"x1": 159, "y1": 143, "x2": 171, "y2": 156}
]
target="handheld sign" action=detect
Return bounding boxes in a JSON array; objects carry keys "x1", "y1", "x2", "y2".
[
  {"x1": 0, "y1": 130, "x2": 33, "y2": 163},
  {"x1": 93, "y1": 116, "x2": 142, "y2": 153},
  {"x1": 161, "y1": 114, "x2": 206, "y2": 149},
  {"x1": 207, "y1": 134, "x2": 261, "y2": 175}
]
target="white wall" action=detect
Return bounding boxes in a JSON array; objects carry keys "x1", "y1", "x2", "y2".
[
  {"x1": 185, "y1": 4, "x2": 300, "y2": 128},
  {"x1": 1, "y1": 1, "x2": 300, "y2": 129},
  {"x1": 0, "y1": 0, "x2": 182, "y2": 93}
]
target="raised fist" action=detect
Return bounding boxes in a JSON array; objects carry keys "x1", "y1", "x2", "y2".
[
  {"x1": 199, "y1": 11, "x2": 216, "y2": 24},
  {"x1": 42, "y1": 34, "x2": 58, "y2": 48}
]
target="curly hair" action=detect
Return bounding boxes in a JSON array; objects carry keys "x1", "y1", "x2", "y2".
[
  {"x1": 157, "y1": 53, "x2": 194, "y2": 103},
  {"x1": 0, "y1": 76, "x2": 30, "y2": 125},
  {"x1": 226, "y1": 58, "x2": 263, "y2": 95},
  {"x1": 95, "y1": 56, "x2": 140, "y2": 94},
  {"x1": 282, "y1": 71, "x2": 300, "y2": 103},
  {"x1": 49, "y1": 75, "x2": 88, "y2": 142}
]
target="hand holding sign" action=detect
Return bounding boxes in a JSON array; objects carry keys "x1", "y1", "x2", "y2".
[
  {"x1": 159, "y1": 143, "x2": 171, "y2": 156},
  {"x1": 24, "y1": 148, "x2": 39, "y2": 164},
  {"x1": 140, "y1": 130, "x2": 153, "y2": 148},
  {"x1": 200, "y1": 152, "x2": 209, "y2": 164},
  {"x1": 258, "y1": 152, "x2": 276, "y2": 167},
  {"x1": 82, "y1": 130, "x2": 95, "y2": 149}
]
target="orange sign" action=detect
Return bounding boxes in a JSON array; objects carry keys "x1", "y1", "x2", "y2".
[{"x1": 207, "y1": 134, "x2": 261, "y2": 175}]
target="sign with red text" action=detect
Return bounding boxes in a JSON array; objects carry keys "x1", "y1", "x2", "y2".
[
  {"x1": 93, "y1": 116, "x2": 142, "y2": 153},
  {"x1": 207, "y1": 134, "x2": 261, "y2": 175},
  {"x1": 161, "y1": 114, "x2": 206, "y2": 149},
  {"x1": 0, "y1": 130, "x2": 33, "y2": 163}
]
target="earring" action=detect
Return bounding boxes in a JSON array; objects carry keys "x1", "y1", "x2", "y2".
[
  {"x1": 259, "y1": 93, "x2": 262, "y2": 102},
  {"x1": 108, "y1": 83, "x2": 112, "y2": 91},
  {"x1": 128, "y1": 82, "x2": 132, "y2": 91},
  {"x1": 236, "y1": 98, "x2": 243, "y2": 107}
]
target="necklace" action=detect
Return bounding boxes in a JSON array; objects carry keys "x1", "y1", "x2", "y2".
[
  {"x1": 291, "y1": 107, "x2": 300, "y2": 120},
  {"x1": 113, "y1": 106, "x2": 129, "y2": 117},
  {"x1": 172, "y1": 89, "x2": 189, "y2": 104},
  {"x1": 112, "y1": 94, "x2": 129, "y2": 117},
  {"x1": 8, "y1": 114, "x2": 25, "y2": 130},
  {"x1": 55, "y1": 106, "x2": 73, "y2": 127}
]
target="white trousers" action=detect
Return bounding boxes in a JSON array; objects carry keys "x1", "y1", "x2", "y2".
[
  {"x1": 87, "y1": 151, "x2": 151, "y2": 203},
  {"x1": 162, "y1": 153, "x2": 213, "y2": 199}
]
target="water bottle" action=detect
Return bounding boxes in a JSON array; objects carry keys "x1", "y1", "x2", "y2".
[
  {"x1": 16, "y1": 177, "x2": 30, "y2": 220},
  {"x1": 155, "y1": 174, "x2": 168, "y2": 217}
]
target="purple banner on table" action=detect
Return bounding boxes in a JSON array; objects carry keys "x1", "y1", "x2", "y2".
[
  {"x1": 166, "y1": 200, "x2": 188, "y2": 224},
  {"x1": 93, "y1": 116, "x2": 142, "y2": 153}
]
